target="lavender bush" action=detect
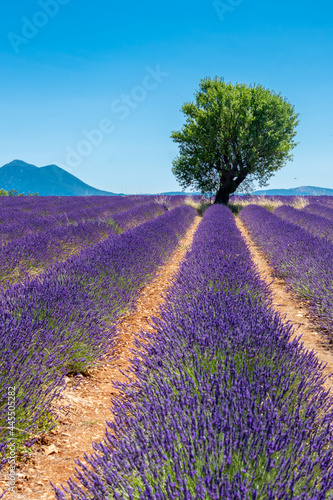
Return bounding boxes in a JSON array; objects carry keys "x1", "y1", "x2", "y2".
[
  {"x1": 111, "y1": 202, "x2": 165, "y2": 232},
  {"x1": 275, "y1": 204, "x2": 333, "y2": 242},
  {"x1": 240, "y1": 204, "x2": 333, "y2": 338},
  {"x1": 304, "y1": 203, "x2": 333, "y2": 221},
  {"x1": 55, "y1": 205, "x2": 333, "y2": 499}
]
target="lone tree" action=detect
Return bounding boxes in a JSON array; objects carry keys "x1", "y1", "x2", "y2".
[{"x1": 171, "y1": 77, "x2": 299, "y2": 204}]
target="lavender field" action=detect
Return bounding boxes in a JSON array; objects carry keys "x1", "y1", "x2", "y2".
[
  {"x1": 0, "y1": 195, "x2": 193, "y2": 460},
  {"x1": 1, "y1": 195, "x2": 333, "y2": 499}
]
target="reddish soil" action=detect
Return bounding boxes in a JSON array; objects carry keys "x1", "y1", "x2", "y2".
[
  {"x1": 0, "y1": 216, "x2": 201, "y2": 500},
  {"x1": 236, "y1": 217, "x2": 333, "y2": 392}
]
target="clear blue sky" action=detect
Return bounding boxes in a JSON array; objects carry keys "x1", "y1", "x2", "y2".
[{"x1": 0, "y1": 0, "x2": 332, "y2": 194}]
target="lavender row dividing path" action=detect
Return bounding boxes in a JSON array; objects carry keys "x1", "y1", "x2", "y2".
[
  {"x1": 240, "y1": 205, "x2": 333, "y2": 340},
  {"x1": 56, "y1": 205, "x2": 333, "y2": 500},
  {"x1": 0, "y1": 205, "x2": 196, "y2": 469},
  {"x1": 274, "y1": 204, "x2": 333, "y2": 242}
]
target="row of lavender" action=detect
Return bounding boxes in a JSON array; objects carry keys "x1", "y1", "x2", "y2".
[
  {"x1": 0, "y1": 196, "x2": 140, "y2": 244},
  {"x1": 56, "y1": 205, "x2": 333, "y2": 499},
  {"x1": 304, "y1": 203, "x2": 333, "y2": 220},
  {"x1": 0, "y1": 195, "x2": 152, "y2": 224},
  {"x1": 0, "y1": 205, "x2": 196, "y2": 466},
  {"x1": 0, "y1": 201, "x2": 165, "y2": 286},
  {"x1": 0, "y1": 194, "x2": 187, "y2": 223},
  {"x1": 240, "y1": 205, "x2": 333, "y2": 338},
  {"x1": 0, "y1": 195, "x2": 186, "y2": 245},
  {"x1": 274, "y1": 204, "x2": 333, "y2": 242}
]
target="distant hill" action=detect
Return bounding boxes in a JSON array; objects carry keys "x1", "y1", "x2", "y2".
[
  {"x1": 160, "y1": 191, "x2": 202, "y2": 196},
  {"x1": 0, "y1": 160, "x2": 118, "y2": 196},
  {"x1": 251, "y1": 186, "x2": 333, "y2": 196}
]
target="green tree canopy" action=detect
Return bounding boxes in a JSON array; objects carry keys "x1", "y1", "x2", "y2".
[
  {"x1": 171, "y1": 77, "x2": 299, "y2": 204},
  {"x1": 0, "y1": 188, "x2": 38, "y2": 196}
]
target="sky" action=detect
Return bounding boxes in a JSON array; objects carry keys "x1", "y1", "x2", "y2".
[{"x1": 0, "y1": 0, "x2": 332, "y2": 194}]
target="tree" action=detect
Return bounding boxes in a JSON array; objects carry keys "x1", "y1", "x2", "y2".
[
  {"x1": 171, "y1": 77, "x2": 299, "y2": 204},
  {"x1": 8, "y1": 189, "x2": 19, "y2": 196},
  {"x1": 0, "y1": 188, "x2": 38, "y2": 196}
]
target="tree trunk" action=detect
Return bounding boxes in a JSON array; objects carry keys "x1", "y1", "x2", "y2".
[
  {"x1": 214, "y1": 185, "x2": 231, "y2": 205},
  {"x1": 214, "y1": 172, "x2": 247, "y2": 204}
]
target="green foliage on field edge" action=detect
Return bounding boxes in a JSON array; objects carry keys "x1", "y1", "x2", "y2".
[{"x1": 0, "y1": 188, "x2": 39, "y2": 196}]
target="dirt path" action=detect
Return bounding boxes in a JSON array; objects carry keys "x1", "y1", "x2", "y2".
[
  {"x1": 1, "y1": 216, "x2": 201, "y2": 500},
  {"x1": 236, "y1": 217, "x2": 333, "y2": 392}
]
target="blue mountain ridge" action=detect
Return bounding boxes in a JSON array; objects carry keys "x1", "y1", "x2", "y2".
[
  {"x1": 251, "y1": 186, "x2": 333, "y2": 196},
  {"x1": 0, "y1": 160, "x2": 119, "y2": 196},
  {"x1": 0, "y1": 160, "x2": 200, "y2": 196}
]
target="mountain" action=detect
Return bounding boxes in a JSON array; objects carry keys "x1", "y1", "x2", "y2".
[
  {"x1": 160, "y1": 191, "x2": 202, "y2": 196},
  {"x1": 251, "y1": 186, "x2": 333, "y2": 196},
  {"x1": 0, "y1": 160, "x2": 118, "y2": 196}
]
